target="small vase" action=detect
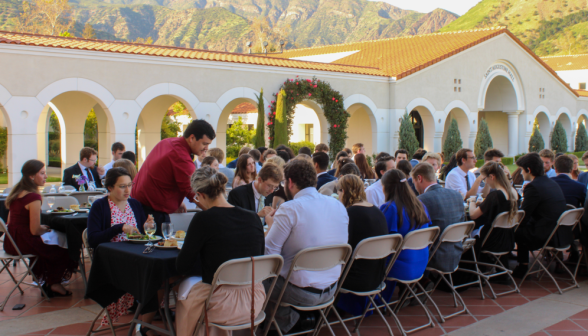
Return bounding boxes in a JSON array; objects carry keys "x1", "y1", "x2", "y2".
[{"x1": 79, "y1": 185, "x2": 86, "y2": 192}]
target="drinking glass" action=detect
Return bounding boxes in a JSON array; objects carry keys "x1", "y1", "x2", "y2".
[
  {"x1": 88, "y1": 181, "x2": 96, "y2": 192},
  {"x1": 47, "y1": 197, "x2": 55, "y2": 211},
  {"x1": 162, "y1": 222, "x2": 174, "y2": 240},
  {"x1": 87, "y1": 196, "x2": 96, "y2": 207},
  {"x1": 144, "y1": 221, "x2": 156, "y2": 247},
  {"x1": 58, "y1": 183, "x2": 65, "y2": 193}
]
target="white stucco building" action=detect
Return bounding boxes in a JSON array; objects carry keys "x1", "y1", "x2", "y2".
[
  {"x1": 542, "y1": 54, "x2": 588, "y2": 92},
  {"x1": 1, "y1": 27, "x2": 587, "y2": 185}
]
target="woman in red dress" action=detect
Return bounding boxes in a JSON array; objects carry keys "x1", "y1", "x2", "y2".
[{"x1": 3, "y1": 159, "x2": 77, "y2": 296}]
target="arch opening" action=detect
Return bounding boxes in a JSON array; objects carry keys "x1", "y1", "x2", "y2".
[
  {"x1": 557, "y1": 112, "x2": 572, "y2": 151},
  {"x1": 442, "y1": 108, "x2": 469, "y2": 149},
  {"x1": 346, "y1": 103, "x2": 376, "y2": 156},
  {"x1": 408, "y1": 107, "x2": 435, "y2": 152},
  {"x1": 534, "y1": 112, "x2": 551, "y2": 150}
]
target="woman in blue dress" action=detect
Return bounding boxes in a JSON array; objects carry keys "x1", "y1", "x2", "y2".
[{"x1": 379, "y1": 168, "x2": 432, "y2": 301}]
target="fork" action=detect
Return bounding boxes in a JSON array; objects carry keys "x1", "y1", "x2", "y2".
[{"x1": 143, "y1": 245, "x2": 155, "y2": 254}]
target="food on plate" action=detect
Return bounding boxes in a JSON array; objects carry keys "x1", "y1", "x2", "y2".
[
  {"x1": 175, "y1": 230, "x2": 186, "y2": 239},
  {"x1": 80, "y1": 202, "x2": 91, "y2": 208},
  {"x1": 163, "y1": 238, "x2": 178, "y2": 247},
  {"x1": 52, "y1": 207, "x2": 72, "y2": 213},
  {"x1": 70, "y1": 204, "x2": 80, "y2": 211},
  {"x1": 127, "y1": 233, "x2": 148, "y2": 240}
]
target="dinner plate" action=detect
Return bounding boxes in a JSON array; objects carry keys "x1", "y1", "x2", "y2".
[
  {"x1": 47, "y1": 209, "x2": 75, "y2": 214},
  {"x1": 177, "y1": 241, "x2": 184, "y2": 249},
  {"x1": 155, "y1": 244, "x2": 178, "y2": 249},
  {"x1": 126, "y1": 235, "x2": 162, "y2": 243}
]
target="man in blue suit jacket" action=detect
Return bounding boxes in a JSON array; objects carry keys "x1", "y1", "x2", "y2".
[
  {"x1": 552, "y1": 155, "x2": 587, "y2": 208},
  {"x1": 313, "y1": 152, "x2": 336, "y2": 190},
  {"x1": 578, "y1": 152, "x2": 588, "y2": 186}
]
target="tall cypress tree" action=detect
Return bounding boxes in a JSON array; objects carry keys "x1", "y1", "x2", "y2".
[
  {"x1": 529, "y1": 120, "x2": 545, "y2": 153},
  {"x1": 398, "y1": 112, "x2": 419, "y2": 158},
  {"x1": 575, "y1": 122, "x2": 588, "y2": 152},
  {"x1": 273, "y1": 89, "x2": 288, "y2": 148},
  {"x1": 443, "y1": 118, "x2": 463, "y2": 160},
  {"x1": 474, "y1": 118, "x2": 493, "y2": 159},
  {"x1": 254, "y1": 88, "x2": 265, "y2": 148},
  {"x1": 551, "y1": 120, "x2": 568, "y2": 153}
]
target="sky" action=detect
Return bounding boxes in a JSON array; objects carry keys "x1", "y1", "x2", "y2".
[{"x1": 370, "y1": 0, "x2": 482, "y2": 16}]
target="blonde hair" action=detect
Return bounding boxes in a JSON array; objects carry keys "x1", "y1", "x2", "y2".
[
  {"x1": 191, "y1": 166, "x2": 228, "y2": 199},
  {"x1": 422, "y1": 152, "x2": 441, "y2": 165},
  {"x1": 266, "y1": 156, "x2": 285, "y2": 170},
  {"x1": 337, "y1": 175, "x2": 366, "y2": 208},
  {"x1": 208, "y1": 148, "x2": 225, "y2": 163},
  {"x1": 113, "y1": 159, "x2": 137, "y2": 180}
]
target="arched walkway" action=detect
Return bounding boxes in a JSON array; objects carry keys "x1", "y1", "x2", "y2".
[
  {"x1": 534, "y1": 111, "x2": 551, "y2": 150},
  {"x1": 557, "y1": 110, "x2": 572, "y2": 151},
  {"x1": 442, "y1": 108, "x2": 470, "y2": 150},
  {"x1": 346, "y1": 103, "x2": 377, "y2": 155}
]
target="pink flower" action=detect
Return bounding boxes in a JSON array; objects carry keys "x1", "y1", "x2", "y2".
[
  {"x1": 308, "y1": 93, "x2": 312, "y2": 97},
  {"x1": 296, "y1": 82, "x2": 299, "y2": 85},
  {"x1": 334, "y1": 125, "x2": 337, "y2": 128},
  {"x1": 296, "y1": 75, "x2": 299, "y2": 77},
  {"x1": 307, "y1": 79, "x2": 311, "y2": 82},
  {"x1": 336, "y1": 100, "x2": 338, "y2": 102},
  {"x1": 314, "y1": 85, "x2": 317, "y2": 88},
  {"x1": 332, "y1": 97, "x2": 335, "y2": 101},
  {"x1": 271, "y1": 101, "x2": 275, "y2": 103}
]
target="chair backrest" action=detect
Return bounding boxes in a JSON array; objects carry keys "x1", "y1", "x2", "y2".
[
  {"x1": 43, "y1": 196, "x2": 79, "y2": 210},
  {"x1": 62, "y1": 185, "x2": 76, "y2": 191},
  {"x1": 169, "y1": 212, "x2": 196, "y2": 233},
  {"x1": 557, "y1": 208, "x2": 584, "y2": 227},
  {"x1": 438, "y1": 221, "x2": 475, "y2": 243},
  {"x1": 567, "y1": 204, "x2": 577, "y2": 210},
  {"x1": 69, "y1": 192, "x2": 104, "y2": 204},
  {"x1": 492, "y1": 210, "x2": 525, "y2": 229},
  {"x1": 212, "y1": 255, "x2": 284, "y2": 286},
  {"x1": 2, "y1": 187, "x2": 11, "y2": 195},
  {"x1": 352, "y1": 234, "x2": 403, "y2": 261},
  {"x1": 400, "y1": 227, "x2": 440, "y2": 251},
  {"x1": 291, "y1": 244, "x2": 352, "y2": 272},
  {"x1": 82, "y1": 228, "x2": 94, "y2": 260}
]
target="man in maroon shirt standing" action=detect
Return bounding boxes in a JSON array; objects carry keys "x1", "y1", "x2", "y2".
[{"x1": 131, "y1": 119, "x2": 215, "y2": 234}]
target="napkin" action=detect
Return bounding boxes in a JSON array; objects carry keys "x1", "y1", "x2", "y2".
[
  {"x1": 178, "y1": 276, "x2": 203, "y2": 301},
  {"x1": 41, "y1": 230, "x2": 68, "y2": 249}
]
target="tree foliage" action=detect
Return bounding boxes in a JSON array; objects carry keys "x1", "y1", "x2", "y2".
[
  {"x1": 474, "y1": 118, "x2": 493, "y2": 159},
  {"x1": 398, "y1": 112, "x2": 419, "y2": 158},
  {"x1": 551, "y1": 120, "x2": 568, "y2": 153},
  {"x1": 254, "y1": 88, "x2": 265, "y2": 148},
  {"x1": 443, "y1": 118, "x2": 463, "y2": 160},
  {"x1": 12, "y1": 0, "x2": 73, "y2": 35},
  {"x1": 575, "y1": 122, "x2": 588, "y2": 152},
  {"x1": 226, "y1": 116, "x2": 255, "y2": 148},
  {"x1": 135, "y1": 36, "x2": 154, "y2": 44},
  {"x1": 272, "y1": 89, "x2": 288, "y2": 148},
  {"x1": 82, "y1": 23, "x2": 96, "y2": 39},
  {"x1": 161, "y1": 116, "x2": 181, "y2": 140},
  {"x1": 84, "y1": 109, "x2": 98, "y2": 150},
  {"x1": 529, "y1": 120, "x2": 545, "y2": 152}
]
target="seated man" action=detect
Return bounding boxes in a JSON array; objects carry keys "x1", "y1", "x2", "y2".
[
  {"x1": 264, "y1": 159, "x2": 348, "y2": 333},
  {"x1": 227, "y1": 163, "x2": 280, "y2": 217},
  {"x1": 315, "y1": 143, "x2": 329, "y2": 154},
  {"x1": 412, "y1": 162, "x2": 465, "y2": 272},
  {"x1": 445, "y1": 148, "x2": 489, "y2": 200},
  {"x1": 539, "y1": 149, "x2": 557, "y2": 178},
  {"x1": 313, "y1": 152, "x2": 336, "y2": 190},
  {"x1": 513, "y1": 153, "x2": 568, "y2": 277},
  {"x1": 365, "y1": 156, "x2": 395, "y2": 207},
  {"x1": 102, "y1": 142, "x2": 125, "y2": 175},
  {"x1": 409, "y1": 148, "x2": 427, "y2": 167},
  {"x1": 395, "y1": 149, "x2": 408, "y2": 162},
  {"x1": 351, "y1": 142, "x2": 365, "y2": 159},
  {"x1": 577, "y1": 151, "x2": 588, "y2": 186},
  {"x1": 249, "y1": 149, "x2": 262, "y2": 173},
  {"x1": 226, "y1": 146, "x2": 251, "y2": 168},
  {"x1": 407, "y1": 152, "x2": 441, "y2": 194},
  {"x1": 63, "y1": 147, "x2": 104, "y2": 190},
  {"x1": 208, "y1": 147, "x2": 235, "y2": 187},
  {"x1": 552, "y1": 155, "x2": 586, "y2": 208}
]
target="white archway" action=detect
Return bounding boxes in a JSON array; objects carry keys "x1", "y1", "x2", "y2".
[
  {"x1": 405, "y1": 98, "x2": 437, "y2": 152},
  {"x1": 478, "y1": 60, "x2": 525, "y2": 112},
  {"x1": 443, "y1": 100, "x2": 474, "y2": 149},
  {"x1": 532, "y1": 106, "x2": 551, "y2": 151}
]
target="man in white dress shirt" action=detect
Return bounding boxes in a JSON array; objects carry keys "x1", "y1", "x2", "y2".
[
  {"x1": 445, "y1": 148, "x2": 489, "y2": 200},
  {"x1": 366, "y1": 156, "x2": 395, "y2": 207},
  {"x1": 264, "y1": 159, "x2": 348, "y2": 333},
  {"x1": 102, "y1": 142, "x2": 125, "y2": 175}
]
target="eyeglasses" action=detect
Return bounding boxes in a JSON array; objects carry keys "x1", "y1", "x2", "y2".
[
  {"x1": 117, "y1": 183, "x2": 134, "y2": 190},
  {"x1": 467, "y1": 156, "x2": 477, "y2": 160}
]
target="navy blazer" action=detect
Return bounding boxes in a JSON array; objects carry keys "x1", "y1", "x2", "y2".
[
  {"x1": 63, "y1": 163, "x2": 103, "y2": 191},
  {"x1": 578, "y1": 172, "x2": 588, "y2": 187},
  {"x1": 227, "y1": 182, "x2": 273, "y2": 213},
  {"x1": 552, "y1": 174, "x2": 587, "y2": 208},
  {"x1": 87, "y1": 196, "x2": 147, "y2": 249},
  {"x1": 317, "y1": 173, "x2": 337, "y2": 190}
]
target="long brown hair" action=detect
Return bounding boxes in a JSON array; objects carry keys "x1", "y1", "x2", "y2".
[
  {"x1": 6, "y1": 160, "x2": 44, "y2": 208},
  {"x1": 335, "y1": 157, "x2": 354, "y2": 177},
  {"x1": 354, "y1": 153, "x2": 376, "y2": 179},
  {"x1": 234, "y1": 154, "x2": 257, "y2": 184},
  {"x1": 480, "y1": 161, "x2": 518, "y2": 224},
  {"x1": 337, "y1": 175, "x2": 366, "y2": 208},
  {"x1": 568, "y1": 154, "x2": 580, "y2": 180},
  {"x1": 381, "y1": 169, "x2": 429, "y2": 230}
]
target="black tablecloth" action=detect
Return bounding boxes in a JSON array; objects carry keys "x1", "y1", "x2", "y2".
[
  {"x1": 86, "y1": 243, "x2": 195, "y2": 313},
  {"x1": 41, "y1": 212, "x2": 88, "y2": 262},
  {"x1": 0, "y1": 198, "x2": 8, "y2": 223}
]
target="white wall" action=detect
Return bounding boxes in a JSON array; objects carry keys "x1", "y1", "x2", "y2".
[
  {"x1": 479, "y1": 112, "x2": 509, "y2": 154},
  {"x1": 291, "y1": 105, "x2": 320, "y2": 144},
  {"x1": 556, "y1": 69, "x2": 588, "y2": 90},
  {"x1": 346, "y1": 107, "x2": 373, "y2": 155}
]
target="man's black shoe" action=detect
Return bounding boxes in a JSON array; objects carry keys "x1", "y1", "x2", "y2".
[{"x1": 291, "y1": 313, "x2": 317, "y2": 332}]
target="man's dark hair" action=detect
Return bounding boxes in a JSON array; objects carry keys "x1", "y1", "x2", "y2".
[
  {"x1": 456, "y1": 148, "x2": 473, "y2": 166},
  {"x1": 339, "y1": 163, "x2": 361, "y2": 177},
  {"x1": 376, "y1": 152, "x2": 391, "y2": 161},
  {"x1": 284, "y1": 159, "x2": 317, "y2": 190},
  {"x1": 122, "y1": 151, "x2": 136, "y2": 164},
  {"x1": 554, "y1": 155, "x2": 573, "y2": 174},
  {"x1": 277, "y1": 150, "x2": 290, "y2": 163},
  {"x1": 104, "y1": 167, "x2": 131, "y2": 191},
  {"x1": 111, "y1": 142, "x2": 125, "y2": 152},
  {"x1": 484, "y1": 148, "x2": 504, "y2": 162},
  {"x1": 516, "y1": 152, "x2": 544, "y2": 177},
  {"x1": 298, "y1": 146, "x2": 312, "y2": 156},
  {"x1": 249, "y1": 149, "x2": 261, "y2": 161},
  {"x1": 257, "y1": 147, "x2": 267, "y2": 156},
  {"x1": 556, "y1": 152, "x2": 565, "y2": 158},
  {"x1": 312, "y1": 152, "x2": 330, "y2": 171},
  {"x1": 80, "y1": 147, "x2": 97, "y2": 161},
  {"x1": 412, "y1": 149, "x2": 427, "y2": 160},
  {"x1": 394, "y1": 149, "x2": 408, "y2": 159},
  {"x1": 375, "y1": 156, "x2": 394, "y2": 179},
  {"x1": 183, "y1": 119, "x2": 216, "y2": 141}
]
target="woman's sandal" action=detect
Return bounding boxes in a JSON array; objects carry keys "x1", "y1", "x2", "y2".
[
  {"x1": 139, "y1": 326, "x2": 152, "y2": 336},
  {"x1": 42, "y1": 283, "x2": 72, "y2": 297}
]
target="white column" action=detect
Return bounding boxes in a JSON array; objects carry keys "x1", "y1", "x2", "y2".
[
  {"x1": 507, "y1": 111, "x2": 522, "y2": 157},
  {"x1": 433, "y1": 132, "x2": 443, "y2": 153}
]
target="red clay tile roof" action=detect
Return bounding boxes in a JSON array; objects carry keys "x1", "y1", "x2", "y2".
[
  {"x1": 231, "y1": 102, "x2": 257, "y2": 114},
  {"x1": 542, "y1": 54, "x2": 588, "y2": 71},
  {"x1": 577, "y1": 90, "x2": 588, "y2": 97},
  {"x1": 0, "y1": 30, "x2": 386, "y2": 77}
]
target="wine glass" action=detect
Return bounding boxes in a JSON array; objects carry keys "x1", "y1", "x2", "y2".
[
  {"x1": 58, "y1": 183, "x2": 65, "y2": 193},
  {"x1": 47, "y1": 197, "x2": 55, "y2": 211},
  {"x1": 144, "y1": 221, "x2": 156, "y2": 247},
  {"x1": 162, "y1": 222, "x2": 174, "y2": 240}
]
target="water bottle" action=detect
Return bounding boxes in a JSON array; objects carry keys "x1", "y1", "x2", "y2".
[{"x1": 49, "y1": 185, "x2": 56, "y2": 193}]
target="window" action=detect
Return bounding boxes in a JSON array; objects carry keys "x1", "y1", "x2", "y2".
[
  {"x1": 305, "y1": 124, "x2": 314, "y2": 143},
  {"x1": 580, "y1": 83, "x2": 586, "y2": 90}
]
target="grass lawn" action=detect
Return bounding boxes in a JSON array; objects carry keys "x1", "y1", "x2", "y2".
[{"x1": 0, "y1": 174, "x2": 61, "y2": 184}]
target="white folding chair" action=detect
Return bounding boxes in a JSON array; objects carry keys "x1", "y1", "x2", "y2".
[
  {"x1": 385, "y1": 227, "x2": 440, "y2": 336},
  {"x1": 519, "y1": 208, "x2": 585, "y2": 294},
  {"x1": 169, "y1": 212, "x2": 196, "y2": 233},
  {"x1": 319, "y1": 234, "x2": 403, "y2": 336},
  {"x1": 41, "y1": 196, "x2": 79, "y2": 211},
  {"x1": 193, "y1": 255, "x2": 284, "y2": 335},
  {"x1": 263, "y1": 244, "x2": 353, "y2": 336},
  {"x1": 69, "y1": 192, "x2": 103, "y2": 205},
  {"x1": 0, "y1": 218, "x2": 51, "y2": 311},
  {"x1": 412, "y1": 221, "x2": 476, "y2": 323},
  {"x1": 457, "y1": 211, "x2": 525, "y2": 299},
  {"x1": 2, "y1": 187, "x2": 11, "y2": 194}
]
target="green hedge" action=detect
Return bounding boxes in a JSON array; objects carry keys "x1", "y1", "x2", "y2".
[
  {"x1": 475, "y1": 159, "x2": 484, "y2": 168},
  {"x1": 289, "y1": 141, "x2": 315, "y2": 155},
  {"x1": 501, "y1": 157, "x2": 513, "y2": 165}
]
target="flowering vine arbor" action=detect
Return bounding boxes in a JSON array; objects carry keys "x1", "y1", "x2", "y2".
[{"x1": 267, "y1": 77, "x2": 349, "y2": 159}]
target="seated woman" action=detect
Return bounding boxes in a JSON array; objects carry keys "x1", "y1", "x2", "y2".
[
  {"x1": 379, "y1": 169, "x2": 431, "y2": 300},
  {"x1": 354, "y1": 153, "x2": 376, "y2": 180},
  {"x1": 201, "y1": 156, "x2": 219, "y2": 171},
  {"x1": 3, "y1": 160, "x2": 77, "y2": 297},
  {"x1": 232, "y1": 154, "x2": 257, "y2": 189},
  {"x1": 265, "y1": 156, "x2": 287, "y2": 209},
  {"x1": 469, "y1": 161, "x2": 518, "y2": 254},
  {"x1": 113, "y1": 159, "x2": 137, "y2": 180},
  {"x1": 319, "y1": 163, "x2": 361, "y2": 196},
  {"x1": 335, "y1": 175, "x2": 388, "y2": 315},
  {"x1": 176, "y1": 167, "x2": 266, "y2": 336}
]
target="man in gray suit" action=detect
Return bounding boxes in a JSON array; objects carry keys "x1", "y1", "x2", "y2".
[{"x1": 412, "y1": 162, "x2": 466, "y2": 273}]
